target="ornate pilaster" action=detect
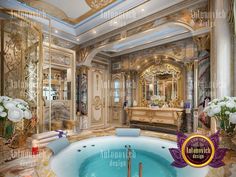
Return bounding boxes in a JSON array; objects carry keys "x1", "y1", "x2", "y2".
[{"x1": 77, "y1": 66, "x2": 89, "y2": 115}]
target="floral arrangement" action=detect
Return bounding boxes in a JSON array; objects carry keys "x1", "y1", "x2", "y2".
[
  {"x1": 151, "y1": 95, "x2": 165, "y2": 108},
  {"x1": 204, "y1": 96, "x2": 236, "y2": 133},
  {"x1": 0, "y1": 96, "x2": 32, "y2": 122}
]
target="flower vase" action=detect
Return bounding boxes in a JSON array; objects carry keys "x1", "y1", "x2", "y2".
[
  {"x1": 3, "y1": 119, "x2": 15, "y2": 140},
  {"x1": 10, "y1": 130, "x2": 27, "y2": 148},
  {"x1": 219, "y1": 130, "x2": 234, "y2": 150}
]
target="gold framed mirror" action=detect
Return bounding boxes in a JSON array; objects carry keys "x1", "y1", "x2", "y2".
[{"x1": 139, "y1": 63, "x2": 183, "y2": 107}]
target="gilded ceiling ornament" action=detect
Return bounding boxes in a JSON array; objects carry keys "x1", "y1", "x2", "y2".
[{"x1": 86, "y1": 0, "x2": 114, "y2": 9}]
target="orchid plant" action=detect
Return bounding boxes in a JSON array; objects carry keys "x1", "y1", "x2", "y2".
[
  {"x1": 0, "y1": 96, "x2": 32, "y2": 122},
  {"x1": 204, "y1": 96, "x2": 236, "y2": 133}
]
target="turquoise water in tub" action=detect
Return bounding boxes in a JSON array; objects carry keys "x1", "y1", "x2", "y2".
[
  {"x1": 79, "y1": 149, "x2": 176, "y2": 177},
  {"x1": 50, "y1": 136, "x2": 209, "y2": 177}
]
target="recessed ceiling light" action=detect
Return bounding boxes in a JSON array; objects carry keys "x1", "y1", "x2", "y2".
[
  {"x1": 76, "y1": 38, "x2": 80, "y2": 41},
  {"x1": 55, "y1": 30, "x2": 58, "y2": 33},
  {"x1": 141, "y1": 9, "x2": 145, "y2": 12},
  {"x1": 93, "y1": 30, "x2": 97, "y2": 34},
  {"x1": 114, "y1": 21, "x2": 118, "y2": 24}
]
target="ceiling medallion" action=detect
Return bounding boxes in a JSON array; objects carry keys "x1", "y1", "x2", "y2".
[{"x1": 86, "y1": 0, "x2": 114, "y2": 9}]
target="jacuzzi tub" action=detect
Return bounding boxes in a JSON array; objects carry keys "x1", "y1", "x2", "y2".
[{"x1": 50, "y1": 136, "x2": 209, "y2": 177}]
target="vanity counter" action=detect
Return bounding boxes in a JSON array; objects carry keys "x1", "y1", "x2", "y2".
[{"x1": 126, "y1": 107, "x2": 185, "y2": 132}]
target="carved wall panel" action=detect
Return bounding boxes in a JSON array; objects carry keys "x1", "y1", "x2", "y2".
[
  {"x1": 110, "y1": 73, "x2": 125, "y2": 125},
  {"x1": 89, "y1": 69, "x2": 106, "y2": 127},
  {"x1": 2, "y1": 20, "x2": 42, "y2": 108}
]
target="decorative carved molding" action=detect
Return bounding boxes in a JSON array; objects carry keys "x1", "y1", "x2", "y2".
[
  {"x1": 193, "y1": 34, "x2": 210, "y2": 52},
  {"x1": 92, "y1": 96, "x2": 102, "y2": 110},
  {"x1": 77, "y1": 46, "x2": 94, "y2": 63},
  {"x1": 185, "y1": 62, "x2": 194, "y2": 71},
  {"x1": 140, "y1": 63, "x2": 181, "y2": 79}
]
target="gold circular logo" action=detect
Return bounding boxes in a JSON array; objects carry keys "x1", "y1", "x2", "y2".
[{"x1": 181, "y1": 135, "x2": 215, "y2": 168}]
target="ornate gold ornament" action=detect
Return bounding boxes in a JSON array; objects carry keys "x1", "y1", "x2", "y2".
[
  {"x1": 77, "y1": 46, "x2": 94, "y2": 63},
  {"x1": 140, "y1": 63, "x2": 181, "y2": 80},
  {"x1": 193, "y1": 34, "x2": 210, "y2": 52},
  {"x1": 92, "y1": 96, "x2": 102, "y2": 110},
  {"x1": 86, "y1": 0, "x2": 114, "y2": 9},
  {"x1": 185, "y1": 62, "x2": 194, "y2": 71}
]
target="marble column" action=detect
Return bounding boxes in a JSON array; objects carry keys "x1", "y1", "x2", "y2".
[
  {"x1": 193, "y1": 60, "x2": 199, "y2": 132},
  {"x1": 211, "y1": 0, "x2": 233, "y2": 98},
  {"x1": 210, "y1": 0, "x2": 233, "y2": 133},
  {"x1": 77, "y1": 66, "x2": 89, "y2": 130},
  {"x1": 185, "y1": 62, "x2": 194, "y2": 105},
  {"x1": 185, "y1": 62, "x2": 194, "y2": 133}
]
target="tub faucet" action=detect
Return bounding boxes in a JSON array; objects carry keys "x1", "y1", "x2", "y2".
[
  {"x1": 139, "y1": 162, "x2": 143, "y2": 177},
  {"x1": 127, "y1": 147, "x2": 132, "y2": 177}
]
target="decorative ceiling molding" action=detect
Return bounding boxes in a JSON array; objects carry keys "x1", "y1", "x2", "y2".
[
  {"x1": 80, "y1": 0, "x2": 208, "y2": 48},
  {"x1": 17, "y1": 0, "x2": 116, "y2": 25},
  {"x1": 76, "y1": 0, "x2": 209, "y2": 65}
]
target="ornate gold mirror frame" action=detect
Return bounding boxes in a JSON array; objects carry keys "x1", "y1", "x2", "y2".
[{"x1": 138, "y1": 63, "x2": 183, "y2": 107}]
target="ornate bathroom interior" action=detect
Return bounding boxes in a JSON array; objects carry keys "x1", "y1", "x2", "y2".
[{"x1": 0, "y1": 0, "x2": 236, "y2": 177}]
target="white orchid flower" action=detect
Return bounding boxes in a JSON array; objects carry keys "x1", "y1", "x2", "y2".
[
  {"x1": 226, "y1": 101, "x2": 235, "y2": 109},
  {"x1": 7, "y1": 107, "x2": 24, "y2": 122},
  {"x1": 0, "y1": 106, "x2": 4, "y2": 112},
  {"x1": 0, "y1": 112, "x2": 7, "y2": 118},
  {"x1": 229, "y1": 113, "x2": 236, "y2": 124},
  {"x1": 23, "y1": 109, "x2": 32, "y2": 119},
  {"x1": 3, "y1": 101, "x2": 17, "y2": 109}
]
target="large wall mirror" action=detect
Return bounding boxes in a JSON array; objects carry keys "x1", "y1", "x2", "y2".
[{"x1": 139, "y1": 63, "x2": 183, "y2": 107}]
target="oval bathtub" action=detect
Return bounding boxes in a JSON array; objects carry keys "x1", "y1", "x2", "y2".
[{"x1": 50, "y1": 136, "x2": 209, "y2": 177}]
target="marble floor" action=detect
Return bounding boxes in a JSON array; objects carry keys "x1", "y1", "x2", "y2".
[{"x1": 0, "y1": 128, "x2": 236, "y2": 177}]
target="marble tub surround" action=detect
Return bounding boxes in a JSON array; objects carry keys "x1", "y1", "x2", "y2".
[{"x1": 1, "y1": 129, "x2": 236, "y2": 177}]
